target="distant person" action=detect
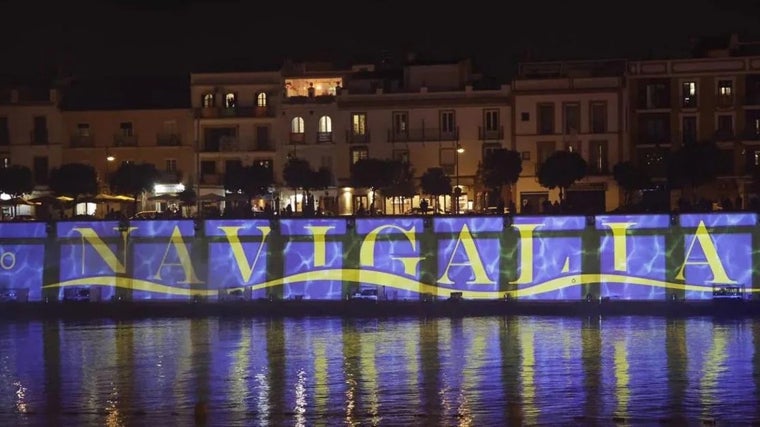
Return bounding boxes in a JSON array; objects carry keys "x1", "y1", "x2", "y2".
[{"x1": 420, "y1": 199, "x2": 429, "y2": 214}]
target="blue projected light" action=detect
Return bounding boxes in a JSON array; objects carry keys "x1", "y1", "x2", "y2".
[
  {"x1": 130, "y1": 220, "x2": 200, "y2": 300},
  {"x1": 355, "y1": 218, "x2": 425, "y2": 300},
  {"x1": 0, "y1": 222, "x2": 46, "y2": 301},
  {"x1": 435, "y1": 217, "x2": 501, "y2": 297},
  {"x1": 57, "y1": 221, "x2": 123, "y2": 301},
  {"x1": 679, "y1": 213, "x2": 753, "y2": 300},
  {"x1": 280, "y1": 219, "x2": 346, "y2": 300},
  {"x1": 596, "y1": 215, "x2": 670, "y2": 300},
  {"x1": 511, "y1": 216, "x2": 586, "y2": 300},
  {"x1": 205, "y1": 219, "x2": 271, "y2": 299}
]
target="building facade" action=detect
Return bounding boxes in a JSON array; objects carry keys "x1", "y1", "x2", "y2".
[{"x1": 511, "y1": 60, "x2": 627, "y2": 214}]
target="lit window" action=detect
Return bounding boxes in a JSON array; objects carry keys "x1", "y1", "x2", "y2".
[
  {"x1": 257, "y1": 92, "x2": 267, "y2": 107},
  {"x1": 291, "y1": 117, "x2": 304, "y2": 134},
  {"x1": 224, "y1": 93, "x2": 237, "y2": 109}
]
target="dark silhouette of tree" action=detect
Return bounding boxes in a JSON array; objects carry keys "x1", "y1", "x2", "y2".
[
  {"x1": 667, "y1": 140, "x2": 720, "y2": 203},
  {"x1": 479, "y1": 148, "x2": 522, "y2": 207},
  {"x1": 0, "y1": 165, "x2": 34, "y2": 217},
  {"x1": 225, "y1": 163, "x2": 274, "y2": 198},
  {"x1": 283, "y1": 157, "x2": 314, "y2": 213},
  {"x1": 109, "y1": 162, "x2": 160, "y2": 214},
  {"x1": 178, "y1": 187, "x2": 196, "y2": 218},
  {"x1": 350, "y1": 158, "x2": 392, "y2": 213},
  {"x1": 613, "y1": 161, "x2": 651, "y2": 206},
  {"x1": 381, "y1": 160, "x2": 416, "y2": 214},
  {"x1": 420, "y1": 167, "x2": 452, "y2": 213},
  {"x1": 537, "y1": 150, "x2": 587, "y2": 205},
  {"x1": 50, "y1": 163, "x2": 99, "y2": 215}
]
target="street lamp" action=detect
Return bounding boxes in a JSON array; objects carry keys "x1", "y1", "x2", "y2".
[
  {"x1": 105, "y1": 153, "x2": 115, "y2": 193},
  {"x1": 455, "y1": 145, "x2": 464, "y2": 214}
]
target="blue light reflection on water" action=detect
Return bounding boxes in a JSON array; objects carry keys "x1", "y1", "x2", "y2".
[{"x1": 0, "y1": 316, "x2": 758, "y2": 425}]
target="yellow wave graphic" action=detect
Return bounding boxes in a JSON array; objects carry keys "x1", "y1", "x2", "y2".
[{"x1": 44, "y1": 271, "x2": 753, "y2": 299}]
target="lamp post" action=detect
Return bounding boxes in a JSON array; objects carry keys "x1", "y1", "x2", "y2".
[
  {"x1": 105, "y1": 153, "x2": 115, "y2": 193},
  {"x1": 455, "y1": 145, "x2": 464, "y2": 214}
]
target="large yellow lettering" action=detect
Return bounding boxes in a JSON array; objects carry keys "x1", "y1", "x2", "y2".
[
  {"x1": 359, "y1": 224, "x2": 424, "y2": 276},
  {"x1": 305, "y1": 226, "x2": 333, "y2": 267},
  {"x1": 438, "y1": 223, "x2": 494, "y2": 285},
  {"x1": 218, "y1": 225, "x2": 271, "y2": 283},
  {"x1": 675, "y1": 221, "x2": 737, "y2": 284},
  {"x1": 152, "y1": 225, "x2": 203, "y2": 284},
  {"x1": 72, "y1": 226, "x2": 137, "y2": 274},
  {"x1": 509, "y1": 224, "x2": 541, "y2": 285},
  {"x1": 603, "y1": 222, "x2": 635, "y2": 272}
]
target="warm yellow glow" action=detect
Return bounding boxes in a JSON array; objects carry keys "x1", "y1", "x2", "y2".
[
  {"x1": 361, "y1": 334, "x2": 380, "y2": 424},
  {"x1": 700, "y1": 326, "x2": 728, "y2": 415},
  {"x1": 520, "y1": 327, "x2": 537, "y2": 425},
  {"x1": 457, "y1": 146, "x2": 465, "y2": 154},
  {"x1": 614, "y1": 339, "x2": 629, "y2": 418},
  {"x1": 106, "y1": 155, "x2": 115, "y2": 162}
]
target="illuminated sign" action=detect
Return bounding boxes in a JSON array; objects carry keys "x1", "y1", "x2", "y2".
[{"x1": 3, "y1": 212, "x2": 749, "y2": 302}]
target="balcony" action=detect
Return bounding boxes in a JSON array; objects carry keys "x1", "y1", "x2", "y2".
[
  {"x1": 478, "y1": 126, "x2": 504, "y2": 141},
  {"x1": 251, "y1": 140, "x2": 275, "y2": 152},
  {"x1": 284, "y1": 95, "x2": 335, "y2": 104},
  {"x1": 202, "y1": 137, "x2": 273, "y2": 152},
  {"x1": 114, "y1": 134, "x2": 138, "y2": 147},
  {"x1": 636, "y1": 132, "x2": 671, "y2": 145},
  {"x1": 746, "y1": 93, "x2": 760, "y2": 106},
  {"x1": 717, "y1": 94, "x2": 734, "y2": 108},
  {"x1": 346, "y1": 130, "x2": 371, "y2": 144},
  {"x1": 157, "y1": 170, "x2": 183, "y2": 183},
  {"x1": 714, "y1": 129, "x2": 735, "y2": 141},
  {"x1": 290, "y1": 133, "x2": 306, "y2": 144},
  {"x1": 742, "y1": 127, "x2": 760, "y2": 141},
  {"x1": 196, "y1": 106, "x2": 275, "y2": 118},
  {"x1": 317, "y1": 132, "x2": 333, "y2": 143},
  {"x1": 30, "y1": 130, "x2": 48, "y2": 145},
  {"x1": 387, "y1": 128, "x2": 459, "y2": 143},
  {"x1": 70, "y1": 134, "x2": 94, "y2": 148},
  {"x1": 201, "y1": 173, "x2": 221, "y2": 185},
  {"x1": 157, "y1": 133, "x2": 181, "y2": 146}
]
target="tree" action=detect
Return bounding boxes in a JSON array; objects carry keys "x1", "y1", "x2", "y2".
[
  {"x1": 225, "y1": 163, "x2": 274, "y2": 198},
  {"x1": 381, "y1": 160, "x2": 416, "y2": 214},
  {"x1": 420, "y1": 167, "x2": 452, "y2": 213},
  {"x1": 479, "y1": 148, "x2": 522, "y2": 208},
  {"x1": 350, "y1": 158, "x2": 392, "y2": 213},
  {"x1": 537, "y1": 150, "x2": 587, "y2": 205},
  {"x1": 178, "y1": 187, "x2": 196, "y2": 218},
  {"x1": 109, "y1": 162, "x2": 160, "y2": 214},
  {"x1": 0, "y1": 165, "x2": 34, "y2": 217},
  {"x1": 667, "y1": 140, "x2": 719, "y2": 203},
  {"x1": 49, "y1": 163, "x2": 99, "y2": 216},
  {"x1": 613, "y1": 161, "x2": 651, "y2": 207}
]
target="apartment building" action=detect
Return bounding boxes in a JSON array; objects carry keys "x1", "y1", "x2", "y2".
[
  {"x1": 336, "y1": 58, "x2": 511, "y2": 214},
  {"x1": 0, "y1": 81, "x2": 64, "y2": 194},
  {"x1": 512, "y1": 60, "x2": 627, "y2": 213},
  {"x1": 190, "y1": 71, "x2": 281, "y2": 203},
  {"x1": 628, "y1": 34, "x2": 760, "y2": 208}
]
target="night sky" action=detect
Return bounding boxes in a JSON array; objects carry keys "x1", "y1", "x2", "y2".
[{"x1": 2, "y1": 0, "x2": 759, "y2": 80}]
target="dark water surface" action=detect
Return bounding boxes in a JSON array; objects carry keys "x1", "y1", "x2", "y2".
[{"x1": 0, "y1": 316, "x2": 758, "y2": 426}]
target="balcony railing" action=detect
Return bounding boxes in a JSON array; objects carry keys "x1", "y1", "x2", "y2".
[
  {"x1": 284, "y1": 95, "x2": 335, "y2": 104},
  {"x1": 157, "y1": 133, "x2": 181, "y2": 146},
  {"x1": 745, "y1": 93, "x2": 760, "y2": 106},
  {"x1": 478, "y1": 126, "x2": 503, "y2": 141},
  {"x1": 201, "y1": 173, "x2": 221, "y2": 185},
  {"x1": 346, "y1": 130, "x2": 371, "y2": 144},
  {"x1": 251, "y1": 140, "x2": 274, "y2": 151},
  {"x1": 114, "y1": 134, "x2": 138, "y2": 147},
  {"x1": 742, "y1": 127, "x2": 760, "y2": 141},
  {"x1": 317, "y1": 131, "x2": 333, "y2": 143},
  {"x1": 717, "y1": 94, "x2": 734, "y2": 108},
  {"x1": 714, "y1": 129, "x2": 735, "y2": 141},
  {"x1": 635, "y1": 132, "x2": 671, "y2": 145},
  {"x1": 196, "y1": 106, "x2": 275, "y2": 118},
  {"x1": 157, "y1": 170, "x2": 183, "y2": 183},
  {"x1": 387, "y1": 128, "x2": 458, "y2": 143},
  {"x1": 70, "y1": 134, "x2": 94, "y2": 147},
  {"x1": 30, "y1": 130, "x2": 48, "y2": 145},
  {"x1": 202, "y1": 137, "x2": 274, "y2": 152},
  {"x1": 289, "y1": 133, "x2": 306, "y2": 144}
]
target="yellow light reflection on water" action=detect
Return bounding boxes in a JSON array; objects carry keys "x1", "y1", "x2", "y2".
[
  {"x1": 313, "y1": 341, "x2": 327, "y2": 427},
  {"x1": 404, "y1": 326, "x2": 418, "y2": 404},
  {"x1": 520, "y1": 329, "x2": 537, "y2": 425},
  {"x1": 105, "y1": 384, "x2": 124, "y2": 427},
  {"x1": 230, "y1": 327, "x2": 252, "y2": 413},
  {"x1": 458, "y1": 320, "x2": 487, "y2": 427},
  {"x1": 700, "y1": 326, "x2": 727, "y2": 418},
  {"x1": 361, "y1": 333, "x2": 381, "y2": 425},
  {"x1": 294, "y1": 368, "x2": 307, "y2": 427},
  {"x1": 13, "y1": 380, "x2": 28, "y2": 414},
  {"x1": 614, "y1": 340, "x2": 629, "y2": 418}
]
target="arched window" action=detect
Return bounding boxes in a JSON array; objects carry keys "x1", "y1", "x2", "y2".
[
  {"x1": 224, "y1": 92, "x2": 237, "y2": 109},
  {"x1": 291, "y1": 117, "x2": 305, "y2": 134},
  {"x1": 257, "y1": 92, "x2": 267, "y2": 107},
  {"x1": 202, "y1": 93, "x2": 214, "y2": 107},
  {"x1": 318, "y1": 116, "x2": 332, "y2": 133}
]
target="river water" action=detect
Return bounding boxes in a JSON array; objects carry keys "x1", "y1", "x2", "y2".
[{"x1": 0, "y1": 316, "x2": 757, "y2": 426}]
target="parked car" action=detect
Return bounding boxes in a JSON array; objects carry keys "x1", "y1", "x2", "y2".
[{"x1": 350, "y1": 288, "x2": 378, "y2": 301}]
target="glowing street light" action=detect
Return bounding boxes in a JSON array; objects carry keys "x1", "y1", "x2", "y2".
[{"x1": 455, "y1": 145, "x2": 464, "y2": 214}]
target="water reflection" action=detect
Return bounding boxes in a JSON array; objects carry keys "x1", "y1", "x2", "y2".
[{"x1": 0, "y1": 316, "x2": 758, "y2": 424}]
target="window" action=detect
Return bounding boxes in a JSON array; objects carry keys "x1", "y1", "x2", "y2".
[
  {"x1": 256, "y1": 92, "x2": 267, "y2": 107},
  {"x1": 392, "y1": 149, "x2": 409, "y2": 163},
  {"x1": 0, "y1": 117, "x2": 9, "y2": 145},
  {"x1": 440, "y1": 110, "x2": 455, "y2": 133},
  {"x1": 642, "y1": 82, "x2": 669, "y2": 109},
  {"x1": 200, "y1": 160, "x2": 216, "y2": 174},
  {"x1": 350, "y1": 146, "x2": 368, "y2": 165},
  {"x1": 166, "y1": 159, "x2": 177, "y2": 172},
  {"x1": 717, "y1": 79, "x2": 734, "y2": 107},
  {"x1": 291, "y1": 117, "x2": 304, "y2": 134},
  {"x1": 352, "y1": 113, "x2": 367, "y2": 135},
  {"x1": 521, "y1": 112, "x2": 530, "y2": 121},
  {"x1": 120, "y1": 122, "x2": 133, "y2": 137},
  {"x1": 537, "y1": 104, "x2": 554, "y2": 134},
  {"x1": 484, "y1": 109, "x2": 500, "y2": 131},
  {"x1": 32, "y1": 116, "x2": 47, "y2": 145},
  {"x1": 1, "y1": 156, "x2": 9, "y2": 168},
  {"x1": 565, "y1": 140, "x2": 580, "y2": 153},
  {"x1": 392, "y1": 112, "x2": 408, "y2": 133},
  {"x1": 639, "y1": 114, "x2": 670, "y2": 144},
  {"x1": 681, "y1": 81, "x2": 698, "y2": 108},
  {"x1": 590, "y1": 102, "x2": 607, "y2": 133},
  {"x1": 256, "y1": 126, "x2": 270, "y2": 149},
  {"x1": 682, "y1": 116, "x2": 697, "y2": 144},
  {"x1": 33, "y1": 156, "x2": 48, "y2": 185},
  {"x1": 482, "y1": 142, "x2": 501, "y2": 159},
  {"x1": 716, "y1": 115, "x2": 733, "y2": 139},
  {"x1": 202, "y1": 93, "x2": 214, "y2": 108},
  {"x1": 224, "y1": 92, "x2": 237, "y2": 109},
  {"x1": 588, "y1": 141, "x2": 608, "y2": 174},
  {"x1": 163, "y1": 120, "x2": 178, "y2": 134},
  {"x1": 318, "y1": 116, "x2": 332, "y2": 143},
  {"x1": 439, "y1": 147, "x2": 456, "y2": 175},
  {"x1": 536, "y1": 141, "x2": 556, "y2": 173},
  {"x1": 77, "y1": 123, "x2": 90, "y2": 136},
  {"x1": 563, "y1": 103, "x2": 580, "y2": 133}
]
